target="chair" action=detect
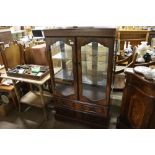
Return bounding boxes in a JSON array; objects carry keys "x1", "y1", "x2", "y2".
[
  {"x1": 1, "y1": 42, "x2": 52, "y2": 116},
  {"x1": 0, "y1": 42, "x2": 17, "y2": 107},
  {"x1": 0, "y1": 41, "x2": 29, "y2": 97},
  {"x1": 23, "y1": 43, "x2": 52, "y2": 92},
  {"x1": 113, "y1": 47, "x2": 138, "y2": 90},
  {"x1": 1, "y1": 41, "x2": 25, "y2": 70}
]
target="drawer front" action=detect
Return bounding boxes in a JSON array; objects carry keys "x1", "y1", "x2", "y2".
[
  {"x1": 55, "y1": 98, "x2": 74, "y2": 109},
  {"x1": 55, "y1": 98, "x2": 108, "y2": 117},
  {"x1": 81, "y1": 103, "x2": 108, "y2": 117}
]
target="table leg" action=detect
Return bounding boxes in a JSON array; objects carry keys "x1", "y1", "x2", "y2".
[
  {"x1": 38, "y1": 85, "x2": 47, "y2": 120},
  {"x1": 12, "y1": 80, "x2": 21, "y2": 112}
]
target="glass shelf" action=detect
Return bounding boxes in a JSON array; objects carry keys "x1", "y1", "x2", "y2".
[
  {"x1": 50, "y1": 39, "x2": 109, "y2": 101},
  {"x1": 81, "y1": 42, "x2": 109, "y2": 100},
  {"x1": 51, "y1": 40, "x2": 75, "y2": 96},
  {"x1": 82, "y1": 83, "x2": 106, "y2": 100}
]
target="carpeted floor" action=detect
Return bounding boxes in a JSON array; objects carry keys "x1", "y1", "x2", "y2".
[{"x1": 0, "y1": 91, "x2": 122, "y2": 129}]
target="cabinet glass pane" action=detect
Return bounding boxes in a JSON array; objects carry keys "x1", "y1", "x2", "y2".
[
  {"x1": 50, "y1": 41, "x2": 74, "y2": 96},
  {"x1": 81, "y1": 42, "x2": 109, "y2": 100}
]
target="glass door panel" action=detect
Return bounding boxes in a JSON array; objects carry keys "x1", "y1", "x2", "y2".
[
  {"x1": 50, "y1": 41, "x2": 74, "y2": 96},
  {"x1": 81, "y1": 42, "x2": 109, "y2": 100}
]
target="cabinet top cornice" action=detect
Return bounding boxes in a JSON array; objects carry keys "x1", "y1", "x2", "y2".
[{"x1": 43, "y1": 27, "x2": 116, "y2": 37}]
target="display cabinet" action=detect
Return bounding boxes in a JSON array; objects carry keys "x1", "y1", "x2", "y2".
[{"x1": 44, "y1": 27, "x2": 116, "y2": 128}]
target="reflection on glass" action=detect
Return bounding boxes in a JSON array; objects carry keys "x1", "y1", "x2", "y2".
[
  {"x1": 81, "y1": 42, "x2": 109, "y2": 100},
  {"x1": 50, "y1": 41, "x2": 74, "y2": 96}
]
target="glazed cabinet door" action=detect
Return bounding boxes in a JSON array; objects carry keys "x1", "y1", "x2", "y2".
[
  {"x1": 77, "y1": 37, "x2": 115, "y2": 105},
  {"x1": 46, "y1": 37, "x2": 77, "y2": 100}
]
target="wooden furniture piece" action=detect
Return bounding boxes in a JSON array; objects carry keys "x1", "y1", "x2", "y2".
[
  {"x1": 23, "y1": 45, "x2": 34, "y2": 64},
  {"x1": 0, "y1": 68, "x2": 17, "y2": 108},
  {"x1": 0, "y1": 42, "x2": 51, "y2": 116},
  {"x1": 134, "y1": 61, "x2": 155, "y2": 67},
  {"x1": 24, "y1": 44, "x2": 52, "y2": 91},
  {"x1": 0, "y1": 80, "x2": 14, "y2": 116},
  {"x1": 26, "y1": 44, "x2": 48, "y2": 66},
  {"x1": 44, "y1": 27, "x2": 116, "y2": 128},
  {"x1": 31, "y1": 44, "x2": 47, "y2": 65},
  {"x1": 0, "y1": 42, "x2": 4, "y2": 64},
  {"x1": 0, "y1": 44, "x2": 17, "y2": 108},
  {"x1": 0, "y1": 29, "x2": 13, "y2": 44},
  {"x1": 0, "y1": 41, "x2": 29, "y2": 95},
  {"x1": 0, "y1": 67, "x2": 18, "y2": 108},
  {"x1": 117, "y1": 68, "x2": 155, "y2": 129},
  {"x1": 117, "y1": 30, "x2": 149, "y2": 51},
  {"x1": 0, "y1": 85, "x2": 17, "y2": 106},
  {"x1": 0, "y1": 70, "x2": 52, "y2": 120},
  {"x1": 115, "y1": 47, "x2": 138, "y2": 74},
  {"x1": 1, "y1": 41, "x2": 25, "y2": 71},
  {"x1": 113, "y1": 47, "x2": 138, "y2": 90}
]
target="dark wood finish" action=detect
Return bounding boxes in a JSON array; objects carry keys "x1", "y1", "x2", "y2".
[
  {"x1": 55, "y1": 107, "x2": 109, "y2": 128},
  {"x1": 44, "y1": 27, "x2": 116, "y2": 37},
  {"x1": 117, "y1": 69, "x2": 155, "y2": 128},
  {"x1": 31, "y1": 44, "x2": 48, "y2": 66},
  {"x1": 22, "y1": 41, "x2": 46, "y2": 65},
  {"x1": 0, "y1": 43, "x2": 4, "y2": 65},
  {"x1": 44, "y1": 27, "x2": 116, "y2": 128},
  {"x1": 24, "y1": 46, "x2": 34, "y2": 64}
]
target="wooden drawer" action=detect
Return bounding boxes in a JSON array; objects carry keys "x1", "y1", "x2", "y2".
[
  {"x1": 55, "y1": 98, "x2": 108, "y2": 117},
  {"x1": 81, "y1": 103, "x2": 108, "y2": 117},
  {"x1": 55, "y1": 98, "x2": 74, "y2": 110}
]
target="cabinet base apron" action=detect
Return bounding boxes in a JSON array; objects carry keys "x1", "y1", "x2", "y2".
[{"x1": 54, "y1": 98, "x2": 110, "y2": 128}]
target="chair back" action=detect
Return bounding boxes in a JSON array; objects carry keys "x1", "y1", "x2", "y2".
[
  {"x1": 24, "y1": 43, "x2": 48, "y2": 66},
  {"x1": 115, "y1": 46, "x2": 138, "y2": 74},
  {"x1": 24, "y1": 45, "x2": 34, "y2": 64},
  {"x1": 0, "y1": 42, "x2": 4, "y2": 65},
  {"x1": 129, "y1": 46, "x2": 138, "y2": 67},
  {"x1": 1, "y1": 41, "x2": 25, "y2": 70}
]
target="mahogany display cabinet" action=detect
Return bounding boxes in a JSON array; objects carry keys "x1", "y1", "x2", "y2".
[{"x1": 44, "y1": 27, "x2": 116, "y2": 128}]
